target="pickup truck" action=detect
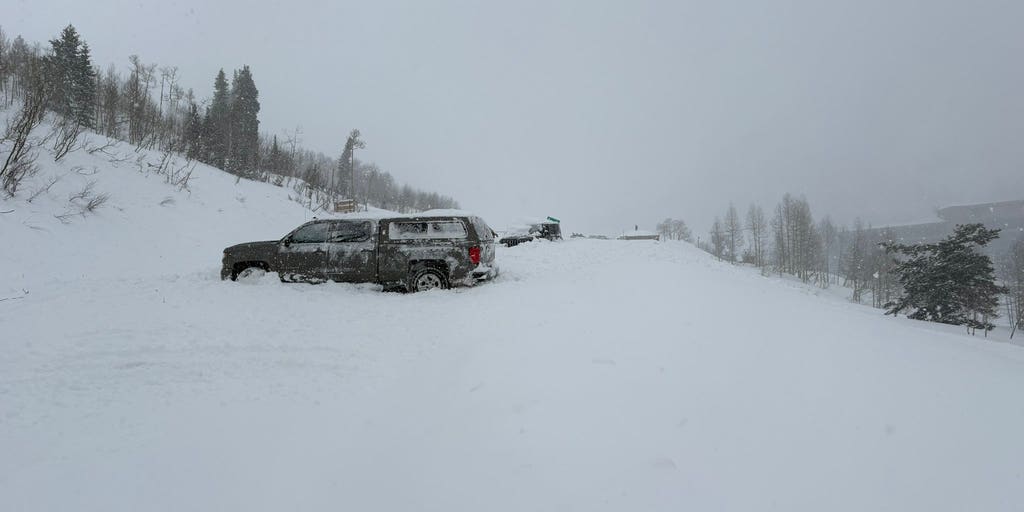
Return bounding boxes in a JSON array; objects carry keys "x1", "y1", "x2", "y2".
[
  {"x1": 221, "y1": 213, "x2": 498, "y2": 292},
  {"x1": 499, "y1": 220, "x2": 563, "y2": 247}
]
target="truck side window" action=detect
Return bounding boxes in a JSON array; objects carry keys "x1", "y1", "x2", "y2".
[
  {"x1": 429, "y1": 221, "x2": 468, "y2": 238},
  {"x1": 390, "y1": 221, "x2": 428, "y2": 239},
  {"x1": 290, "y1": 222, "x2": 330, "y2": 243},
  {"x1": 328, "y1": 221, "x2": 371, "y2": 242},
  {"x1": 389, "y1": 221, "x2": 467, "y2": 240}
]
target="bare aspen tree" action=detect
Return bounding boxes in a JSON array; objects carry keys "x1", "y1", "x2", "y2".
[
  {"x1": 724, "y1": 203, "x2": 743, "y2": 263},
  {"x1": 771, "y1": 197, "x2": 791, "y2": 275},
  {"x1": 869, "y1": 227, "x2": 899, "y2": 308},
  {"x1": 793, "y1": 197, "x2": 819, "y2": 283},
  {"x1": 770, "y1": 194, "x2": 820, "y2": 282},
  {"x1": 657, "y1": 218, "x2": 673, "y2": 240},
  {"x1": 158, "y1": 66, "x2": 177, "y2": 116},
  {"x1": 1, "y1": 61, "x2": 49, "y2": 195},
  {"x1": 710, "y1": 217, "x2": 726, "y2": 260},
  {"x1": 842, "y1": 219, "x2": 869, "y2": 303},
  {"x1": 818, "y1": 216, "x2": 837, "y2": 286},
  {"x1": 0, "y1": 27, "x2": 8, "y2": 106},
  {"x1": 1000, "y1": 236, "x2": 1024, "y2": 338},
  {"x1": 97, "y1": 65, "x2": 120, "y2": 137},
  {"x1": 125, "y1": 55, "x2": 145, "y2": 144},
  {"x1": 746, "y1": 204, "x2": 767, "y2": 271},
  {"x1": 672, "y1": 219, "x2": 692, "y2": 242},
  {"x1": 657, "y1": 218, "x2": 692, "y2": 241}
]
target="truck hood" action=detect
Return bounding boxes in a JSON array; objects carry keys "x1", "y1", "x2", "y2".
[{"x1": 223, "y1": 240, "x2": 279, "y2": 255}]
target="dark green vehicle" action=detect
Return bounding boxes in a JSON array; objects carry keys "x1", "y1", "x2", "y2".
[{"x1": 221, "y1": 213, "x2": 498, "y2": 291}]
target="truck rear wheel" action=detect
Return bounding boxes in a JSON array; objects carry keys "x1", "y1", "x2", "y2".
[{"x1": 409, "y1": 268, "x2": 448, "y2": 292}]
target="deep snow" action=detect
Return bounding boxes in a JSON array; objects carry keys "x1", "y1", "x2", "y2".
[{"x1": 3, "y1": 123, "x2": 1024, "y2": 511}]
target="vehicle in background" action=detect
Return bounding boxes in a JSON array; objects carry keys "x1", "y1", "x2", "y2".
[
  {"x1": 499, "y1": 217, "x2": 563, "y2": 247},
  {"x1": 221, "y1": 212, "x2": 498, "y2": 292}
]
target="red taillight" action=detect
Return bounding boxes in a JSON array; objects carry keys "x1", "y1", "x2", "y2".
[{"x1": 469, "y1": 246, "x2": 481, "y2": 265}]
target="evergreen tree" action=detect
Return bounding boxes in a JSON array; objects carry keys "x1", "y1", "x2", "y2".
[
  {"x1": 45, "y1": 25, "x2": 79, "y2": 117},
  {"x1": 44, "y1": 25, "x2": 94, "y2": 126},
  {"x1": 204, "y1": 69, "x2": 231, "y2": 169},
  {"x1": 267, "y1": 135, "x2": 283, "y2": 174},
  {"x1": 884, "y1": 223, "x2": 1005, "y2": 334},
  {"x1": 73, "y1": 41, "x2": 96, "y2": 127},
  {"x1": 228, "y1": 65, "x2": 260, "y2": 175},
  {"x1": 183, "y1": 96, "x2": 204, "y2": 160}
]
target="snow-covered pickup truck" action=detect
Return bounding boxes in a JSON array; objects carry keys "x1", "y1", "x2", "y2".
[
  {"x1": 221, "y1": 212, "x2": 498, "y2": 292},
  {"x1": 499, "y1": 220, "x2": 562, "y2": 247}
]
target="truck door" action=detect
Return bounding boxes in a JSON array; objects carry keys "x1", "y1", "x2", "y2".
[
  {"x1": 325, "y1": 220, "x2": 377, "y2": 282},
  {"x1": 279, "y1": 221, "x2": 330, "y2": 280}
]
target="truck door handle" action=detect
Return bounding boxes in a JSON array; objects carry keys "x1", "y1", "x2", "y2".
[{"x1": 314, "y1": 248, "x2": 326, "y2": 254}]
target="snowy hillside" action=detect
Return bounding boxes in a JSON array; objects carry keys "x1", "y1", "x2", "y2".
[
  {"x1": 0, "y1": 125, "x2": 328, "y2": 293},
  {"x1": 4, "y1": 124, "x2": 1024, "y2": 511}
]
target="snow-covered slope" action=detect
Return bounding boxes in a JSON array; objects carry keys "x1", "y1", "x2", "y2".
[
  {"x1": 3, "y1": 123, "x2": 1024, "y2": 511},
  {"x1": 0, "y1": 128, "x2": 326, "y2": 292}
]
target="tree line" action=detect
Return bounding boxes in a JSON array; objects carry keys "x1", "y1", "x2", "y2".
[
  {"x1": 0, "y1": 24, "x2": 458, "y2": 212},
  {"x1": 692, "y1": 194, "x2": 1022, "y2": 336}
]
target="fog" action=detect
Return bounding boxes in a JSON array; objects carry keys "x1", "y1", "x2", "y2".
[{"x1": 9, "y1": 0, "x2": 1024, "y2": 234}]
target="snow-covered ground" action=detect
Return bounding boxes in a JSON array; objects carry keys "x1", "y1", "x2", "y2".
[{"x1": 4, "y1": 126, "x2": 1024, "y2": 511}]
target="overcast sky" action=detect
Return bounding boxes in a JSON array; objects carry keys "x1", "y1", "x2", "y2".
[{"x1": 7, "y1": 0, "x2": 1024, "y2": 234}]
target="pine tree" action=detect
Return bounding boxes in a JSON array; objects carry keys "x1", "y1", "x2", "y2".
[
  {"x1": 45, "y1": 25, "x2": 80, "y2": 117},
  {"x1": 884, "y1": 223, "x2": 1005, "y2": 334},
  {"x1": 204, "y1": 69, "x2": 231, "y2": 169},
  {"x1": 183, "y1": 96, "x2": 204, "y2": 160},
  {"x1": 43, "y1": 24, "x2": 95, "y2": 126},
  {"x1": 267, "y1": 135, "x2": 283, "y2": 174},
  {"x1": 228, "y1": 65, "x2": 260, "y2": 176},
  {"x1": 72, "y1": 41, "x2": 96, "y2": 128}
]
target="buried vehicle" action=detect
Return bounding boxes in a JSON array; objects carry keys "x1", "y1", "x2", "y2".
[
  {"x1": 221, "y1": 212, "x2": 498, "y2": 291},
  {"x1": 499, "y1": 218, "x2": 563, "y2": 247}
]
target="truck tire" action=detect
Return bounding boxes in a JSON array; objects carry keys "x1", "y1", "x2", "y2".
[{"x1": 409, "y1": 267, "x2": 448, "y2": 292}]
